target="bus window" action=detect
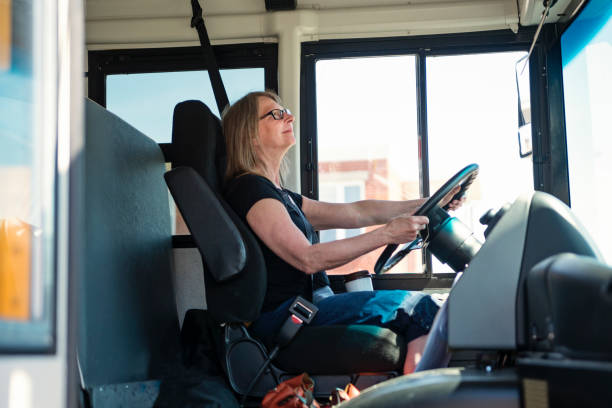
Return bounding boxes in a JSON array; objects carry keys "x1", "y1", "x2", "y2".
[
  {"x1": 562, "y1": 0, "x2": 612, "y2": 263},
  {"x1": 106, "y1": 68, "x2": 265, "y2": 144},
  {"x1": 107, "y1": 68, "x2": 265, "y2": 235},
  {"x1": 0, "y1": 0, "x2": 55, "y2": 351},
  {"x1": 311, "y1": 46, "x2": 534, "y2": 277},
  {"x1": 91, "y1": 44, "x2": 277, "y2": 236},
  {"x1": 427, "y1": 51, "x2": 534, "y2": 273},
  {"x1": 315, "y1": 56, "x2": 423, "y2": 274},
  {"x1": 106, "y1": 68, "x2": 265, "y2": 235}
]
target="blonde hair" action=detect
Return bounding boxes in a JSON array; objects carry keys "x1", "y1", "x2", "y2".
[{"x1": 222, "y1": 91, "x2": 289, "y2": 185}]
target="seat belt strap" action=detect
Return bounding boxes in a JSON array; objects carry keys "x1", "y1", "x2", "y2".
[
  {"x1": 190, "y1": 0, "x2": 230, "y2": 114},
  {"x1": 279, "y1": 190, "x2": 332, "y2": 299},
  {"x1": 280, "y1": 190, "x2": 315, "y2": 244}
]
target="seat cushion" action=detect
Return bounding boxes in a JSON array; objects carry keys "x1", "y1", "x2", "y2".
[{"x1": 273, "y1": 325, "x2": 406, "y2": 374}]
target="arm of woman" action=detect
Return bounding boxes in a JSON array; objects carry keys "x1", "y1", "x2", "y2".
[
  {"x1": 301, "y1": 185, "x2": 461, "y2": 231},
  {"x1": 301, "y1": 197, "x2": 427, "y2": 231},
  {"x1": 247, "y1": 198, "x2": 428, "y2": 274}
]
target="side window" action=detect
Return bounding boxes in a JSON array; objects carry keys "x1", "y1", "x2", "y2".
[
  {"x1": 89, "y1": 45, "x2": 277, "y2": 236},
  {"x1": 0, "y1": 0, "x2": 55, "y2": 351},
  {"x1": 315, "y1": 56, "x2": 424, "y2": 275},
  {"x1": 426, "y1": 51, "x2": 533, "y2": 273},
  {"x1": 106, "y1": 68, "x2": 265, "y2": 144},
  {"x1": 106, "y1": 68, "x2": 266, "y2": 235},
  {"x1": 562, "y1": 3, "x2": 612, "y2": 263},
  {"x1": 311, "y1": 47, "x2": 534, "y2": 277}
]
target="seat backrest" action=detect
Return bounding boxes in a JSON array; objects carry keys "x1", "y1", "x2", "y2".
[
  {"x1": 168, "y1": 100, "x2": 266, "y2": 323},
  {"x1": 81, "y1": 99, "x2": 180, "y2": 388}
]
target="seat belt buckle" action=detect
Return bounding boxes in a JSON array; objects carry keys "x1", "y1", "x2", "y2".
[
  {"x1": 276, "y1": 296, "x2": 318, "y2": 348},
  {"x1": 288, "y1": 296, "x2": 318, "y2": 324}
]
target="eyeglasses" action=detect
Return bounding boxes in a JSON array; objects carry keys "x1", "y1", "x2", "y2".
[{"x1": 259, "y1": 108, "x2": 291, "y2": 120}]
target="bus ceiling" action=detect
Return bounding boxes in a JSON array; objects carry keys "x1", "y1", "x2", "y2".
[{"x1": 85, "y1": 0, "x2": 581, "y2": 49}]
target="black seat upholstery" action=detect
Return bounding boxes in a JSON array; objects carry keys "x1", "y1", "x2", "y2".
[{"x1": 166, "y1": 100, "x2": 406, "y2": 395}]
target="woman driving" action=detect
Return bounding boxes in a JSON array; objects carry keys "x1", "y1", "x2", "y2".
[{"x1": 223, "y1": 91, "x2": 463, "y2": 374}]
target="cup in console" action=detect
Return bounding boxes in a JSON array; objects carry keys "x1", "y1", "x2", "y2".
[{"x1": 343, "y1": 270, "x2": 373, "y2": 292}]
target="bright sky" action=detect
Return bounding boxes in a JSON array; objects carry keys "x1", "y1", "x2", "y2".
[
  {"x1": 314, "y1": 51, "x2": 536, "y2": 272},
  {"x1": 107, "y1": 68, "x2": 265, "y2": 143},
  {"x1": 316, "y1": 51, "x2": 533, "y2": 210}
]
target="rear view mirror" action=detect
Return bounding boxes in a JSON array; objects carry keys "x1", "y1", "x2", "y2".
[{"x1": 516, "y1": 55, "x2": 532, "y2": 158}]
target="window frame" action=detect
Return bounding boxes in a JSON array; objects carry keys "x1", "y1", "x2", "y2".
[
  {"x1": 88, "y1": 43, "x2": 279, "y2": 162},
  {"x1": 300, "y1": 29, "x2": 557, "y2": 287},
  {"x1": 88, "y1": 44, "x2": 278, "y2": 245}
]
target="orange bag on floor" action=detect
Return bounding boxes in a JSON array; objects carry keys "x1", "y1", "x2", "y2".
[{"x1": 261, "y1": 373, "x2": 320, "y2": 408}]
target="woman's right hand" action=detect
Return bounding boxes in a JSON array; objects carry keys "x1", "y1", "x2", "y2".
[{"x1": 383, "y1": 215, "x2": 429, "y2": 244}]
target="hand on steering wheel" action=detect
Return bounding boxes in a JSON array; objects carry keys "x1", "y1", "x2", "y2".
[
  {"x1": 383, "y1": 214, "x2": 429, "y2": 246},
  {"x1": 440, "y1": 185, "x2": 464, "y2": 211},
  {"x1": 374, "y1": 164, "x2": 479, "y2": 274}
]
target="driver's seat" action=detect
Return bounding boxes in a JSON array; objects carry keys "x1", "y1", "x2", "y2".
[{"x1": 165, "y1": 100, "x2": 411, "y2": 396}]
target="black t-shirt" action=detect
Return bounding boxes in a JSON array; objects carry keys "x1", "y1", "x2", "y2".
[{"x1": 225, "y1": 174, "x2": 319, "y2": 312}]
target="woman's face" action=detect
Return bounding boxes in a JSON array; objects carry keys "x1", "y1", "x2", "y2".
[{"x1": 256, "y1": 96, "x2": 295, "y2": 156}]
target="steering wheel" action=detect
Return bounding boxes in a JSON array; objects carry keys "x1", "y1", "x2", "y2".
[{"x1": 373, "y1": 163, "x2": 479, "y2": 274}]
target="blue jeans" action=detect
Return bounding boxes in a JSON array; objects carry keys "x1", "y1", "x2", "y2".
[{"x1": 250, "y1": 290, "x2": 441, "y2": 347}]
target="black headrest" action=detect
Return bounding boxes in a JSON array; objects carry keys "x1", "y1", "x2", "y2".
[{"x1": 171, "y1": 100, "x2": 226, "y2": 192}]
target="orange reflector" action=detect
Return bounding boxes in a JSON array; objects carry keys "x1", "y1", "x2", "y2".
[{"x1": 0, "y1": 218, "x2": 31, "y2": 320}]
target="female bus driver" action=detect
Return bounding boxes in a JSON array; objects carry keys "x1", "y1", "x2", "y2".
[{"x1": 223, "y1": 91, "x2": 463, "y2": 374}]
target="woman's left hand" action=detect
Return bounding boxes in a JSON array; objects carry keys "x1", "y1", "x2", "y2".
[{"x1": 440, "y1": 185, "x2": 466, "y2": 211}]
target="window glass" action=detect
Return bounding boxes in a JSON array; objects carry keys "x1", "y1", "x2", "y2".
[
  {"x1": 562, "y1": 0, "x2": 612, "y2": 263},
  {"x1": 108, "y1": 68, "x2": 266, "y2": 235},
  {"x1": 426, "y1": 51, "x2": 534, "y2": 273},
  {"x1": 0, "y1": 0, "x2": 55, "y2": 350},
  {"x1": 107, "y1": 68, "x2": 265, "y2": 143},
  {"x1": 316, "y1": 56, "x2": 423, "y2": 275}
]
